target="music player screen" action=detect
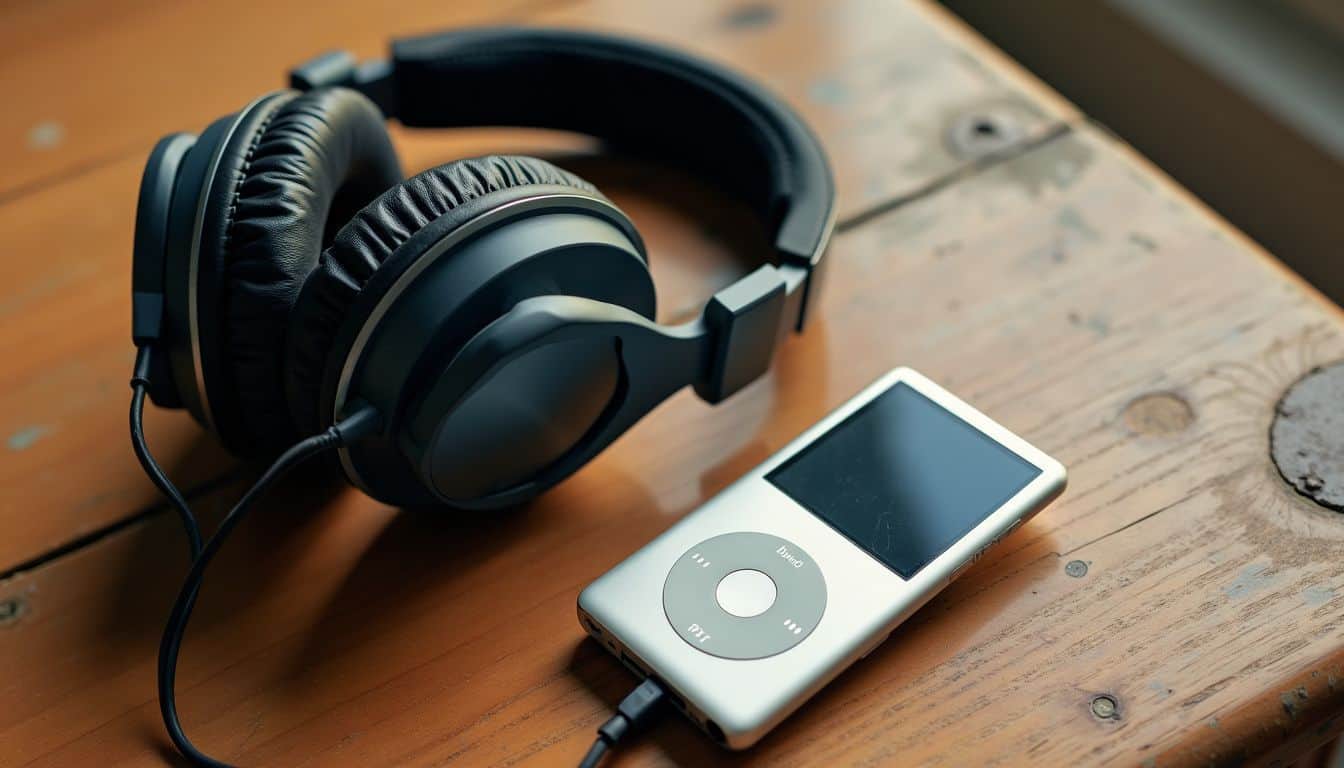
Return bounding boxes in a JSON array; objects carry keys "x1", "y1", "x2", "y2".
[{"x1": 766, "y1": 382, "x2": 1041, "y2": 579}]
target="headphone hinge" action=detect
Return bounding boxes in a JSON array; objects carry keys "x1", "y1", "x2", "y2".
[
  {"x1": 696, "y1": 266, "x2": 787, "y2": 404},
  {"x1": 290, "y1": 52, "x2": 399, "y2": 118}
]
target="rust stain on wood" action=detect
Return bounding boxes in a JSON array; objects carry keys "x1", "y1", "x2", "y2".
[{"x1": 1271, "y1": 361, "x2": 1344, "y2": 511}]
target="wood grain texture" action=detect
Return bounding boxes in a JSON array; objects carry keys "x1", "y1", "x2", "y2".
[
  {"x1": 0, "y1": 0, "x2": 1074, "y2": 206},
  {"x1": 0, "y1": 0, "x2": 556, "y2": 201},
  {"x1": 0, "y1": 0, "x2": 1071, "y2": 573},
  {"x1": 3, "y1": 0, "x2": 1344, "y2": 766}
]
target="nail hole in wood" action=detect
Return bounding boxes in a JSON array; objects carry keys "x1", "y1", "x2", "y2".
[
  {"x1": 1090, "y1": 693, "x2": 1120, "y2": 720},
  {"x1": 0, "y1": 596, "x2": 27, "y2": 627},
  {"x1": 945, "y1": 111, "x2": 1022, "y2": 158}
]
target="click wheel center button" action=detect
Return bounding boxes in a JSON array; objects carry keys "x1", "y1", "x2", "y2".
[{"x1": 715, "y1": 569, "x2": 777, "y2": 618}]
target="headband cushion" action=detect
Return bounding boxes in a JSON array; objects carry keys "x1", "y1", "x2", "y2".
[
  {"x1": 390, "y1": 28, "x2": 835, "y2": 265},
  {"x1": 284, "y1": 154, "x2": 599, "y2": 436},
  {"x1": 210, "y1": 87, "x2": 402, "y2": 453}
]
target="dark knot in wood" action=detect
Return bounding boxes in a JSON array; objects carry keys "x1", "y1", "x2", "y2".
[{"x1": 1123, "y1": 392, "x2": 1195, "y2": 436}]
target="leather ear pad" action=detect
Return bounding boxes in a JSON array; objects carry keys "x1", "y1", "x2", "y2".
[
  {"x1": 284, "y1": 155, "x2": 599, "y2": 437},
  {"x1": 207, "y1": 87, "x2": 401, "y2": 453}
]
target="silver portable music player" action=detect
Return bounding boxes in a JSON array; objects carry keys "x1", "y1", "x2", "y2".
[{"x1": 577, "y1": 367, "x2": 1066, "y2": 748}]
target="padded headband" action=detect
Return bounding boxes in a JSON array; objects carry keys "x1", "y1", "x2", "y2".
[{"x1": 291, "y1": 27, "x2": 836, "y2": 328}]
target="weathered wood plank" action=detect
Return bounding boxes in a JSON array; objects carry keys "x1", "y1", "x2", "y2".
[
  {"x1": 0, "y1": 0, "x2": 1071, "y2": 571},
  {"x1": 0, "y1": 0, "x2": 1075, "y2": 211},
  {"x1": 6, "y1": 0, "x2": 1344, "y2": 765},
  {"x1": 0, "y1": 0, "x2": 561, "y2": 201},
  {"x1": 4, "y1": 121, "x2": 1344, "y2": 765}
]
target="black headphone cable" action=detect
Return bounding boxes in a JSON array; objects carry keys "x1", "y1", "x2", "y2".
[
  {"x1": 130, "y1": 346, "x2": 381, "y2": 767},
  {"x1": 134, "y1": 346, "x2": 668, "y2": 767},
  {"x1": 130, "y1": 346, "x2": 204, "y2": 560},
  {"x1": 578, "y1": 677, "x2": 669, "y2": 768}
]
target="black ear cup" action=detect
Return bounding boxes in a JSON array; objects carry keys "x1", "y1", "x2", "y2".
[
  {"x1": 195, "y1": 88, "x2": 402, "y2": 454},
  {"x1": 283, "y1": 155, "x2": 601, "y2": 437},
  {"x1": 133, "y1": 132, "x2": 195, "y2": 409}
]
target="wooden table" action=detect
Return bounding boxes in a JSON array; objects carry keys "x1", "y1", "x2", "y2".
[{"x1": 4, "y1": 1, "x2": 1343, "y2": 765}]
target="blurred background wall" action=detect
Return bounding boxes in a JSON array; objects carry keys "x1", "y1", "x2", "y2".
[{"x1": 939, "y1": 0, "x2": 1344, "y2": 307}]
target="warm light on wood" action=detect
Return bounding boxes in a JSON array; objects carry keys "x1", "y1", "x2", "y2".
[{"x1": 1, "y1": 0, "x2": 1342, "y2": 766}]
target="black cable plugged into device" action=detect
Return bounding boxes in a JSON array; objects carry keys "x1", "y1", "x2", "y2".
[
  {"x1": 578, "y1": 677, "x2": 669, "y2": 768},
  {"x1": 130, "y1": 350, "x2": 381, "y2": 768}
]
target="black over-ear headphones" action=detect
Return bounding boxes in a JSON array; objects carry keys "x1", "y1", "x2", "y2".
[
  {"x1": 133, "y1": 27, "x2": 834, "y2": 510},
  {"x1": 130, "y1": 28, "x2": 834, "y2": 767}
]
